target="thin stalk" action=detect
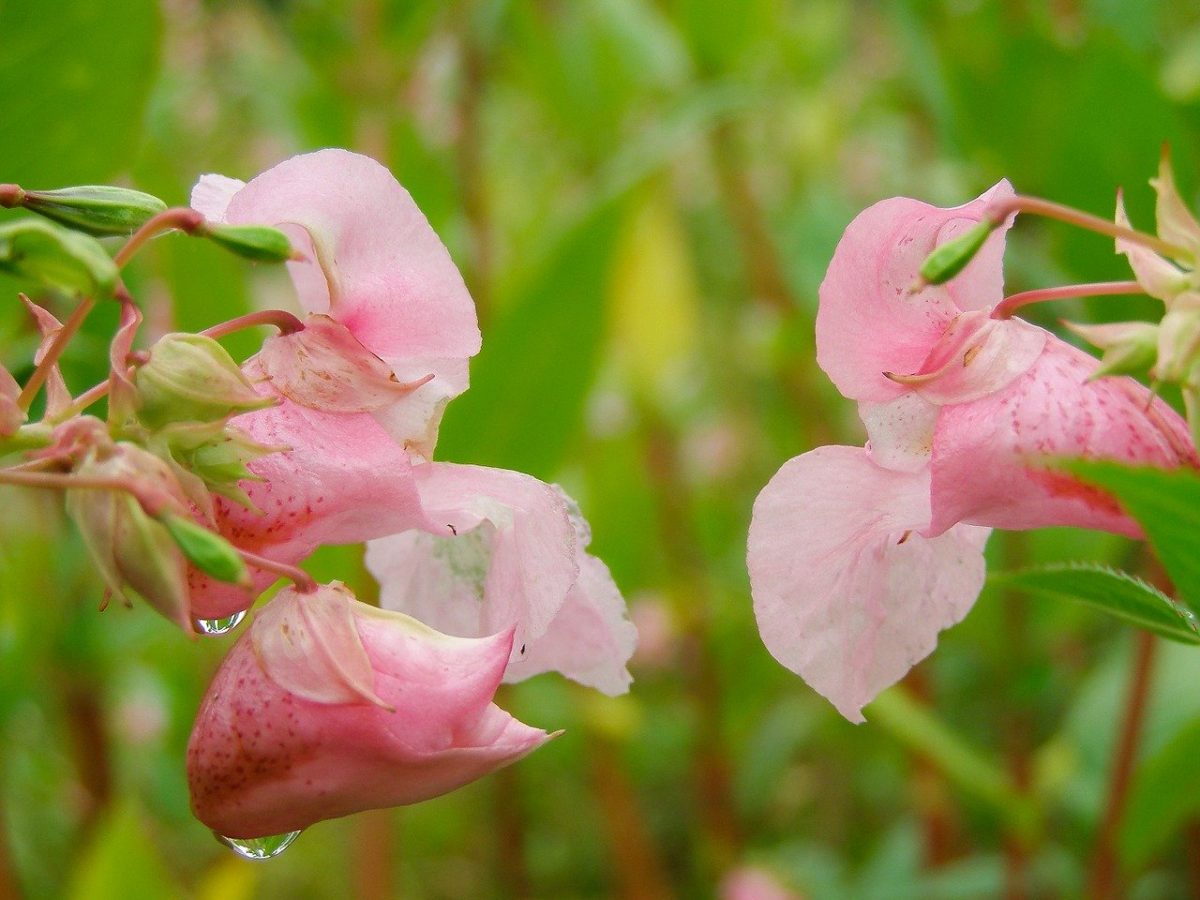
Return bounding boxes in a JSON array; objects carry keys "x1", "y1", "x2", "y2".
[
  {"x1": 16, "y1": 296, "x2": 94, "y2": 412},
  {"x1": 0, "y1": 468, "x2": 163, "y2": 509},
  {"x1": 987, "y1": 196, "x2": 1190, "y2": 262},
  {"x1": 236, "y1": 547, "x2": 317, "y2": 594},
  {"x1": 992, "y1": 281, "x2": 1145, "y2": 320},
  {"x1": 113, "y1": 207, "x2": 205, "y2": 268},
  {"x1": 1088, "y1": 630, "x2": 1158, "y2": 899},
  {"x1": 201, "y1": 308, "x2": 304, "y2": 340}
]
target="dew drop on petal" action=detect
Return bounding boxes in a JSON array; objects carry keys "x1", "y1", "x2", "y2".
[
  {"x1": 216, "y1": 830, "x2": 301, "y2": 860},
  {"x1": 195, "y1": 611, "x2": 247, "y2": 636}
]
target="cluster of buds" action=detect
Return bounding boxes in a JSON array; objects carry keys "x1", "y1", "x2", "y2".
[{"x1": 0, "y1": 151, "x2": 635, "y2": 855}]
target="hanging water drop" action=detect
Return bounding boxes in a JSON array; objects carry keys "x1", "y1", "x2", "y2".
[
  {"x1": 216, "y1": 829, "x2": 301, "y2": 860},
  {"x1": 195, "y1": 610, "x2": 247, "y2": 636}
]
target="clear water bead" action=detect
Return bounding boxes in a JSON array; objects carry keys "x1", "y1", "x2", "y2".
[
  {"x1": 217, "y1": 830, "x2": 301, "y2": 860},
  {"x1": 195, "y1": 610, "x2": 247, "y2": 636}
]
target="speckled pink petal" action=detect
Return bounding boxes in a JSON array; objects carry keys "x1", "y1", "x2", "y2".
[
  {"x1": 929, "y1": 337, "x2": 1197, "y2": 537},
  {"x1": 887, "y1": 311, "x2": 1046, "y2": 406},
  {"x1": 816, "y1": 182, "x2": 1014, "y2": 403},
  {"x1": 366, "y1": 463, "x2": 580, "y2": 665},
  {"x1": 188, "y1": 585, "x2": 550, "y2": 838},
  {"x1": 188, "y1": 384, "x2": 432, "y2": 620},
  {"x1": 747, "y1": 445, "x2": 990, "y2": 723},
  {"x1": 217, "y1": 149, "x2": 481, "y2": 365},
  {"x1": 257, "y1": 314, "x2": 433, "y2": 414},
  {"x1": 859, "y1": 394, "x2": 939, "y2": 473}
]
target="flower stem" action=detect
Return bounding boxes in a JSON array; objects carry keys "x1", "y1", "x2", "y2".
[
  {"x1": 113, "y1": 207, "x2": 206, "y2": 268},
  {"x1": 0, "y1": 467, "x2": 169, "y2": 515},
  {"x1": 987, "y1": 195, "x2": 1191, "y2": 263},
  {"x1": 235, "y1": 547, "x2": 317, "y2": 594},
  {"x1": 16, "y1": 295, "x2": 95, "y2": 413},
  {"x1": 991, "y1": 280, "x2": 1145, "y2": 320},
  {"x1": 202, "y1": 308, "x2": 305, "y2": 340},
  {"x1": 1088, "y1": 629, "x2": 1157, "y2": 899}
]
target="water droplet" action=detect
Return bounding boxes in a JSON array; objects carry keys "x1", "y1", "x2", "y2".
[
  {"x1": 216, "y1": 830, "x2": 301, "y2": 860},
  {"x1": 195, "y1": 611, "x2": 247, "y2": 636}
]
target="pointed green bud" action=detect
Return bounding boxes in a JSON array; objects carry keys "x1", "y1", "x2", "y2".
[
  {"x1": 0, "y1": 218, "x2": 117, "y2": 295},
  {"x1": 135, "y1": 333, "x2": 273, "y2": 429},
  {"x1": 917, "y1": 219, "x2": 998, "y2": 287},
  {"x1": 153, "y1": 419, "x2": 280, "y2": 511},
  {"x1": 19, "y1": 185, "x2": 168, "y2": 237},
  {"x1": 161, "y1": 515, "x2": 249, "y2": 586},
  {"x1": 1063, "y1": 320, "x2": 1158, "y2": 379},
  {"x1": 200, "y1": 223, "x2": 295, "y2": 263}
]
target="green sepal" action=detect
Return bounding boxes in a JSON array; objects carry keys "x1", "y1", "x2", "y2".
[
  {"x1": 21, "y1": 185, "x2": 167, "y2": 236},
  {"x1": 0, "y1": 218, "x2": 117, "y2": 295}
]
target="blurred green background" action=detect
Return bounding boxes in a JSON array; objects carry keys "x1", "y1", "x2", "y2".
[{"x1": 3, "y1": 0, "x2": 1200, "y2": 897}]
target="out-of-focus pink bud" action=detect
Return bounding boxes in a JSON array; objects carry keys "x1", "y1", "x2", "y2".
[
  {"x1": 719, "y1": 865, "x2": 804, "y2": 900},
  {"x1": 187, "y1": 582, "x2": 552, "y2": 839}
]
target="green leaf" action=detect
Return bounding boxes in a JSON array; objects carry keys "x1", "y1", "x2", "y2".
[
  {"x1": 1064, "y1": 461, "x2": 1200, "y2": 612},
  {"x1": 989, "y1": 562, "x2": 1200, "y2": 645},
  {"x1": 1120, "y1": 717, "x2": 1200, "y2": 869},
  {"x1": 437, "y1": 200, "x2": 625, "y2": 479}
]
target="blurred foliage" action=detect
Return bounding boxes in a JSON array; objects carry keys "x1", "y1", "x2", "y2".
[{"x1": 2, "y1": 0, "x2": 1200, "y2": 897}]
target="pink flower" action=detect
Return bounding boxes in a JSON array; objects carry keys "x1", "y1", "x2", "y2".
[
  {"x1": 192, "y1": 148, "x2": 481, "y2": 456},
  {"x1": 366, "y1": 463, "x2": 637, "y2": 696},
  {"x1": 750, "y1": 185, "x2": 1196, "y2": 721},
  {"x1": 186, "y1": 151, "x2": 635, "y2": 695},
  {"x1": 187, "y1": 582, "x2": 551, "y2": 839}
]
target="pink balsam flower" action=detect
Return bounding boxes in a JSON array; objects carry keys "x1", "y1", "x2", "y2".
[
  {"x1": 188, "y1": 582, "x2": 551, "y2": 839},
  {"x1": 750, "y1": 184, "x2": 1196, "y2": 721}
]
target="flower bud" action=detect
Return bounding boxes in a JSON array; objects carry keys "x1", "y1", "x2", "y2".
[
  {"x1": 65, "y1": 443, "x2": 193, "y2": 632},
  {"x1": 153, "y1": 419, "x2": 279, "y2": 509},
  {"x1": 200, "y1": 223, "x2": 295, "y2": 263},
  {"x1": 1063, "y1": 320, "x2": 1158, "y2": 379},
  {"x1": 0, "y1": 364, "x2": 24, "y2": 438},
  {"x1": 0, "y1": 218, "x2": 117, "y2": 296},
  {"x1": 19, "y1": 185, "x2": 168, "y2": 237},
  {"x1": 135, "y1": 333, "x2": 273, "y2": 429},
  {"x1": 257, "y1": 314, "x2": 432, "y2": 413}
]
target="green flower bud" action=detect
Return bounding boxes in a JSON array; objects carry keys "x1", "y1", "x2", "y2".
[
  {"x1": 917, "y1": 219, "x2": 998, "y2": 287},
  {"x1": 20, "y1": 185, "x2": 168, "y2": 236},
  {"x1": 135, "y1": 333, "x2": 273, "y2": 429},
  {"x1": 65, "y1": 443, "x2": 193, "y2": 632},
  {"x1": 162, "y1": 515, "x2": 249, "y2": 586},
  {"x1": 200, "y1": 223, "x2": 295, "y2": 263},
  {"x1": 0, "y1": 218, "x2": 117, "y2": 296},
  {"x1": 151, "y1": 419, "x2": 280, "y2": 511}
]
